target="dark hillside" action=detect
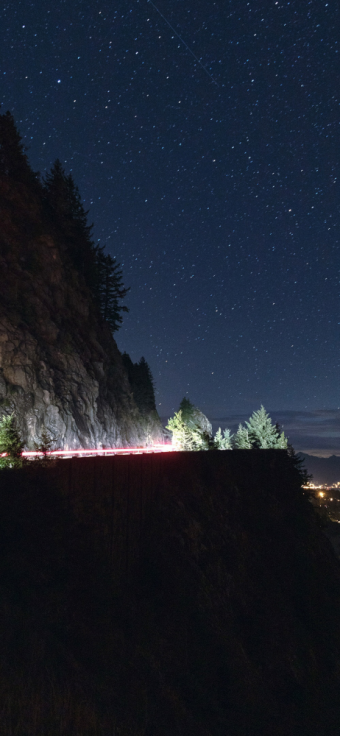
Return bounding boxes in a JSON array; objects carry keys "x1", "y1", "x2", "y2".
[{"x1": 0, "y1": 451, "x2": 340, "y2": 735}]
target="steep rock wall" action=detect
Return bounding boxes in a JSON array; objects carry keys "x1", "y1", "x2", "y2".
[{"x1": 0, "y1": 180, "x2": 162, "y2": 448}]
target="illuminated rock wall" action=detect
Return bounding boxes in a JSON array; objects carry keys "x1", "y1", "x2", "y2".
[{"x1": 0, "y1": 187, "x2": 162, "y2": 449}]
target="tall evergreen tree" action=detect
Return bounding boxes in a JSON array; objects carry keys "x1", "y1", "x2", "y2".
[
  {"x1": 121, "y1": 351, "x2": 134, "y2": 379},
  {"x1": 44, "y1": 160, "x2": 129, "y2": 332},
  {"x1": 233, "y1": 424, "x2": 252, "y2": 449},
  {"x1": 44, "y1": 159, "x2": 96, "y2": 283},
  {"x1": 132, "y1": 357, "x2": 156, "y2": 414},
  {"x1": 245, "y1": 406, "x2": 288, "y2": 449},
  {"x1": 178, "y1": 397, "x2": 196, "y2": 424},
  {"x1": 214, "y1": 427, "x2": 233, "y2": 450},
  {"x1": 122, "y1": 354, "x2": 156, "y2": 414},
  {"x1": 166, "y1": 410, "x2": 207, "y2": 451},
  {"x1": 167, "y1": 398, "x2": 211, "y2": 450},
  {"x1": 97, "y1": 250, "x2": 129, "y2": 332}
]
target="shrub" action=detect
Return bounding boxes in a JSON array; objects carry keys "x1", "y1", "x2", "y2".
[{"x1": 0, "y1": 414, "x2": 24, "y2": 468}]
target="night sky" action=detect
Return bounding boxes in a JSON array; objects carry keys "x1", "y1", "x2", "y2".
[{"x1": 1, "y1": 0, "x2": 339, "y2": 455}]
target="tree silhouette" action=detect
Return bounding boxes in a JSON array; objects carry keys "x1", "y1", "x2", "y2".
[
  {"x1": 44, "y1": 159, "x2": 97, "y2": 286},
  {"x1": 122, "y1": 354, "x2": 156, "y2": 414},
  {"x1": 44, "y1": 160, "x2": 129, "y2": 332},
  {"x1": 96, "y1": 250, "x2": 129, "y2": 332}
]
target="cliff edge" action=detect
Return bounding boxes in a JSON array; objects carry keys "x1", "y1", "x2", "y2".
[
  {"x1": 0, "y1": 111, "x2": 162, "y2": 448},
  {"x1": 1, "y1": 452, "x2": 340, "y2": 735}
]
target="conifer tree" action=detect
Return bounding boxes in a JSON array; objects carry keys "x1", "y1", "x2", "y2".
[
  {"x1": 97, "y1": 250, "x2": 129, "y2": 332},
  {"x1": 33, "y1": 427, "x2": 53, "y2": 464},
  {"x1": 178, "y1": 397, "x2": 196, "y2": 424},
  {"x1": 44, "y1": 159, "x2": 97, "y2": 284},
  {"x1": 132, "y1": 357, "x2": 156, "y2": 414},
  {"x1": 167, "y1": 398, "x2": 211, "y2": 450},
  {"x1": 166, "y1": 410, "x2": 207, "y2": 451},
  {"x1": 122, "y1": 353, "x2": 156, "y2": 414},
  {"x1": 245, "y1": 405, "x2": 288, "y2": 449},
  {"x1": 233, "y1": 424, "x2": 252, "y2": 449},
  {"x1": 44, "y1": 160, "x2": 129, "y2": 332},
  {"x1": 121, "y1": 351, "x2": 134, "y2": 379},
  {"x1": 287, "y1": 442, "x2": 311, "y2": 486},
  {"x1": 214, "y1": 427, "x2": 233, "y2": 450}
]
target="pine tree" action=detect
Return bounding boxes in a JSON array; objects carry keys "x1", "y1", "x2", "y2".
[
  {"x1": 214, "y1": 427, "x2": 233, "y2": 450},
  {"x1": 245, "y1": 406, "x2": 288, "y2": 449},
  {"x1": 97, "y1": 250, "x2": 129, "y2": 332},
  {"x1": 0, "y1": 414, "x2": 24, "y2": 468},
  {"x1": 44, "y1": 161, "x2": 129, "y2": 332},
  {"x1": 175, "y1": 397, "x2": 211, "y2": 449},
  {"x1": 132, "y1": 357, "x2": 156, "y2": 414},
  {"x1": 233, "y1": 424, "x2": 252, "y2": 449},
  {"x1": 166, "y1": 410, "x2": 206, "y2": 451},
  {"x1": 44, "y1": 159, "x2": 97, "y2": 283},
  {"x1": 33, "y1": 427, "x2": 53, "y2": 464},
  {"x1": 122, "y1": 354, "x2": 156, "y2": 414},
  {"x1": 179, "y1": 396, "x2": 196, "y2": 424},
  {"x1": 121, "y1": 351, "x2": 134, "y2": 378}
]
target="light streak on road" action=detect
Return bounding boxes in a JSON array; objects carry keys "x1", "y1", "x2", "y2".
[{"x1": 20, "y1": 444, "x2": 174, "y2": 459}]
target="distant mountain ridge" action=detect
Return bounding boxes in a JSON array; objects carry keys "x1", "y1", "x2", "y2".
[{"x1": 299, "y1": 453, "x2": 340, "y2": 485}]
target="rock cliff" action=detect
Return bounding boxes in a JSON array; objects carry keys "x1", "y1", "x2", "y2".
[{"x1": 0, "y1": 118, "x2": 162, "y2": 449}]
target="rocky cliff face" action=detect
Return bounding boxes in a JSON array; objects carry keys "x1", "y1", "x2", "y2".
[
  {"x1": 190, "y1": 406, "x2": 213, "y2": 437},
  {"x1": 0, "y1": 177, "x2": 162, "y2": 450}
]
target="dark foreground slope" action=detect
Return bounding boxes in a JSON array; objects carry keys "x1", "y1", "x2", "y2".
[{"x1": 0, "y1": 451, "x2": 340, "y2": 735}]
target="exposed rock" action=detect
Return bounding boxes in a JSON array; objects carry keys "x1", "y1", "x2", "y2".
[
  {"x1": 189, "y1": 407, "x2": 212, "y2": 437},
  {"x1": 0, "y1": 180, "x2": 162, "y2": 449}
]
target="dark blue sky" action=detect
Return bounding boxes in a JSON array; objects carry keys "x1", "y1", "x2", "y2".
[{"x1": 1, "y1": 0, "x2": 339, "y2": 453}]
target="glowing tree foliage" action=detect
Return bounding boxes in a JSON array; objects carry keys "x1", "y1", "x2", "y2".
[
  {"x1": 245, "y1": 405, "x2": 288, "y2": 449},
  {"x1": 233, "y1": 424, "x2": 252, "y2": 449},
  {"x1": 0, "y1": 414, "x2": 24, "y2": 469},
  {"x1": 166, "y1": 411, "x2": 208, "y2": 451},
  {"x1": 214, "y1": 427, "x2": 233, "y2": 450},
  {"x1": 167, "y1": 402, "x2": 288, "y2": 453}
]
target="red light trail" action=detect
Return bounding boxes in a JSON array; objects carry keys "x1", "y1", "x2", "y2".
[{"x1": 19, "y1": 444, "x2": 174, "y2": 459}]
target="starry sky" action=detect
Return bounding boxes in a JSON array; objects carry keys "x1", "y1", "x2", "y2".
[{"x1": 1, "y1": 0, "x2": 339, "y2": 455}]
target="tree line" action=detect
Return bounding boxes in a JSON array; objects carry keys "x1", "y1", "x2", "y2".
[
  {"x1": 0, "y1": 109, "x2": 129, "y2": 332},
  {"x1": 167, "y1": 399, "x2": 288, "y2": 451}
]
